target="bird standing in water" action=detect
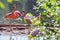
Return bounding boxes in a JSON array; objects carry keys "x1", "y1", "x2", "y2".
[{"x1": 4, "y1": 4, "x2": 22, "y2": 40}]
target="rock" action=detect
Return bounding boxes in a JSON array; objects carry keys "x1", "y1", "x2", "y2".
[{"x1": 30, "y1": 30, "x2": 41, "y2": 36}]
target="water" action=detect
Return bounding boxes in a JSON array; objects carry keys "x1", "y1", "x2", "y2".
[
  {"x1": 0, "y1": 35, "x2": 28, "y2": 40},
  {"x1": 0, "y1": 33, "x2": 56, "y2": 40}
]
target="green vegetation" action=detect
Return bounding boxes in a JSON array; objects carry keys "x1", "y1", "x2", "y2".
[{"x1": 28, "y1": 0, "x2": 60, "y2": 40}]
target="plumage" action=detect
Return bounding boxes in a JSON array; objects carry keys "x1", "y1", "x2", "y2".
[{"x1": 4, "y1": 10, "x2": 21, "y2": 19}]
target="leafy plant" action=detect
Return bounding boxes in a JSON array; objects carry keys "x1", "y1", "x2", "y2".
[{"x1": 28, "y1": 0, "x2": 60, "y2": 40}]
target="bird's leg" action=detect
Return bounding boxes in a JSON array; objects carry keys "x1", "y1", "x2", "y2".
[
  {"x1": 9, "y1": 19, "x2": 12, "y2": 40},
  {"x1": 14, "y1": 4, "x2": 16, "y2": 12},
  {"x1": 10, "y1": 19, "x2": 12, "y2": 31}
]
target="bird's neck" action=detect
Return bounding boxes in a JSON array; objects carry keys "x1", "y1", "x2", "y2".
[{"x1": 14, "y1": 4, "x2": 16, "y2": 12}]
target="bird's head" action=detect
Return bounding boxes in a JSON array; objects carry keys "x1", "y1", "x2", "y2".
[{"x1": 21, "y1": 10, "x2": 26, "y2": 17}]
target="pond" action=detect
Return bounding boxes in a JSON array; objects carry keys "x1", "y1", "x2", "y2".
[
  {"x1": 0, "y1": 35, "x2": 28, "y2": 40},
  {"x1": 0, "y1": 35, "x2": 47, "y2": 40},
  {"x1": 0, "y1": 35, "x2": 56, "y2": 40}
]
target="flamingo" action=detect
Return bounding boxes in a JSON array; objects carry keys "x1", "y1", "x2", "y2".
[
  {"x1": 3, "y1": 4, "x2": 21, "y2": 40},
  {"x1": 21, "y1": 11, "x2": 42, "y2": 23},
  {"x1": 4, "y1": 4, "x2": 21, "y2": 19},
  {"x1": 21, "y1": 11, "x2": 32, "y2": 24},
  {"x1": 4, "y1": 4, "x2": 22, "y2": 32}
]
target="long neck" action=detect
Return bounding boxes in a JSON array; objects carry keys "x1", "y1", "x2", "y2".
[
  {"x1": 12, "y1": 4, "x2": 16, "y2": 14},
  {"x1": 14, "y1": 4, "x2": 16, "y2": 12},
  {"x1": 21, "y1": 11, "x2": 26, "y2": 20}
]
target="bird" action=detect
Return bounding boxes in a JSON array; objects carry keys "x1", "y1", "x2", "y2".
[
  {"x1": 4, "y1": 10, "x2": 21, "y2": 19},
  {"x1": 3, "y1": 4, "x2": 21, "y2": 32},
  {"x1": 21, "y1": 11, "x2": 43, "y2": 24},
  {"x1": 20, "y1": 11, "x2": 34, "y2": 24},
  {"x1": 4, "y1": 4, "x2": 21, "y2": 19}
]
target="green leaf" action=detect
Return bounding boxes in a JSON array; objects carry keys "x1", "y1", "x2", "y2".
[
  {"x1": 56, "y1": 6, "x2": 60, "y2": 10},
  {"x1": 0, "y1": 2, "x2": 5, "y2": 9},
  {"x1": 50, "y1": 0, "x2": 55, "y2": 3},
  {"x1": 58, "y1": 12, "x2": 60, "y2": 16},
  {"x1": 55, "y1": 17, "x2": 60, "y2": 22},
  {"x1": 26, "y1": 13, "x2": 33, "y2": 17},
  {"x1": 31, "y1": 19, "x2": 35, "y2": 25},
  {"x1": 23, "y1": 18, "x2": 27, "y2": 23},
  {"x1": 48, "y1": 8, "x2": 53, "y2": 12},
  {"x1": 40, "y1": 27, "x2": 45, "y2": 32},
  {"x1": 31, "y1": 18, "x2": 37, "y2": 25},
  {"x1": 42, "y1": 3, "x2": 48, "y2": 9},
  {"x1": 34, "y1": 20, "x2": 42, "y2": 25},
  {"x1": 7, "y1": 0, "x2": 13, "y2": 3},
  {"x1": 42, "y1": 12, "x2": 48, "y2": 16}
]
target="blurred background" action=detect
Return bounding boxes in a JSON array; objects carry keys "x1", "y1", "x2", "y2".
[
  {"x1": 0, "y1": 0, "x2": 37, "y2": 15},
  {"x1": 0, "y1": 0, "x2": 37, "y2": 24}
]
